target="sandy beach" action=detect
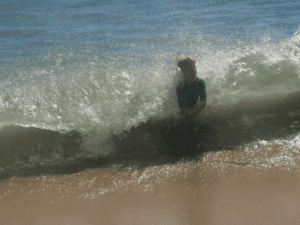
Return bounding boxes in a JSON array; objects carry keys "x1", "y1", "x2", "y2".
[{"x1": 1, "y1": 142, "x2": 300, "y2": 225}]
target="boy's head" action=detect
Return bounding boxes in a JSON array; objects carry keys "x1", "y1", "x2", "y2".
[{"x1": 177, "y1": 57, "x2": 197, "y2": 79}]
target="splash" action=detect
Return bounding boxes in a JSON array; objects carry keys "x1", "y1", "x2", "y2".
[{"x1": 0, "y1": 30, "x2": 299, "y2": 155}]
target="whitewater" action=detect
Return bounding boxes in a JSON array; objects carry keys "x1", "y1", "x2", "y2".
[{"x1": 1, "y1": 0, "x2": 300, "y2": 224}]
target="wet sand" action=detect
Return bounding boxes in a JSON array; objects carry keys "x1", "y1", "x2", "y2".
[{"x1": 1, "y1": 143, "x2": 300, "y2": 225}]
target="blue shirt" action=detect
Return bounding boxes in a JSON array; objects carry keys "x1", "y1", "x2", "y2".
[{"x1": 173, "y1": 72, "x2": 206, "y2": 108}]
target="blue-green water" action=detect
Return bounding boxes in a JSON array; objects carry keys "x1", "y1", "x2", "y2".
[{"x1": 0, "y1": 0, "x2": 300, "y2": 179}]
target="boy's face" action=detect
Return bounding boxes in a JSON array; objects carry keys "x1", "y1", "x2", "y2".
[
  {"x1": 183, "y1": 72, "x2": 195, "y2": 81},
  {"x1": 177, "y1": 57, "x2": 197, "y2": 81}
]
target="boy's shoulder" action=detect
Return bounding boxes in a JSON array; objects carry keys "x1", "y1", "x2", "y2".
[
  {"x1": 196, "y1": 77, "x2": 205, "y2": 85},
  {"x1": 173, "y1": 72, "x2": 184, "y2": 85},
  {"x1": 196, "y1": 77, "x2": 204, "y2": 82}
]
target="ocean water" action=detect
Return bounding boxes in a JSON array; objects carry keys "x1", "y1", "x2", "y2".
[{"x1": 0, "y1": 0, "x2": 300, "y2": 181}]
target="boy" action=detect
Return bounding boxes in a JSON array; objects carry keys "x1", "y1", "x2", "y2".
[{"x1": 173, "y1": 57, "x2": 206, "y2": 121}]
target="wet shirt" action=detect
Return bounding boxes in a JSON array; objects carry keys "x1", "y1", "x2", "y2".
[{"x1": 173, "y1": 72, "x2": 206, "y2": 108}]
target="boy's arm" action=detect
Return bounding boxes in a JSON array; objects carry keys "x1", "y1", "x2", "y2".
[
  {"x1": 179, "y1": 98, "x2": 206, "y2": 117},
  {"x1": 188, "y1": 79, "x2": 206, "y2": 116},
  {"x1": 187, "y1": 99, "x2": 206, "y2": 117}
]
